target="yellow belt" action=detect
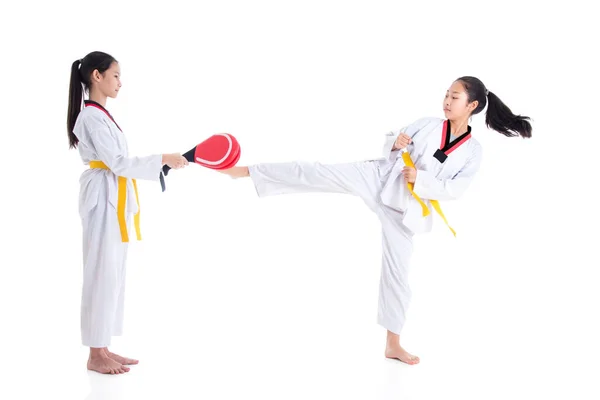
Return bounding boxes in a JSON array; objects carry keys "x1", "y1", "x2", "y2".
[
  {"x1": 401, "y1": 152, "x2": 456, "y2": 237},
  {"x1": 89, "y1": 161, "x2": 142, "y2": 242}
]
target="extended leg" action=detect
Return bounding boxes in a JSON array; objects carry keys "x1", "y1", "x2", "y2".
[{"x1": 222, "y1": 160, "x2": 382, "y2": 211}]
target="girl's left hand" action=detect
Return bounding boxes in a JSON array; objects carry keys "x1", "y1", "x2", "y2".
[{"x1": 402, "y1": 166, "x2": 417, "y2": 183}]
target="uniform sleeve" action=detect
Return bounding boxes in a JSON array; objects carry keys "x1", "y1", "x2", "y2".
[
  {"x1": 382, "y1": 130, "x2": 402, "y2": 160},
  {"x1": 412, "y1": 144, "x2": 482, "y2": 201},
  {"x1": 381, "y1": 117, "x2": 434, "y2": 161},
  {"x1": 84, "y1": 116, "x2": 163, "y2": 181}
]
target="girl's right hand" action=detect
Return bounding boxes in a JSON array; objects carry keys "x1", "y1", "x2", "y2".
[
  {"x1": 162, "y1": 153, "x2": 189, "y2": 169},
  {"x1": 393, "y1": 133, "x2": 412, "y2": 150}
]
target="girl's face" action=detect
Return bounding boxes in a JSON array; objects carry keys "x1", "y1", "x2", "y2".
[
  {"x1": 443, "y1": 80, "x2": 477, "y2": 121},
  {"x1": 91, "y1": 61, "x2": 122, "y2": 99}
]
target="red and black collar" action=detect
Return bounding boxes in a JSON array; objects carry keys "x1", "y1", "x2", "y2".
[
  {"x1": 433, "y1": 119, "x2": 471, "y2": 163},
  {"x1": 84, "y1": 100, "x2": 122, "y2": 132}
]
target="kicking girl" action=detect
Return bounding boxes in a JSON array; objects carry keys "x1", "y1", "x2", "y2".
[{"x1": 218, "y1": 76, "x2": 532, "y2": 365}]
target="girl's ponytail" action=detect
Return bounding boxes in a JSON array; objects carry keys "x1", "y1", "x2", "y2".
[
  {"x1": 485, "y1": 90, "x2": 532, "y2": 138},
  {"x1": 67, "y1": 59, "x2": 83, "y2": 149}
]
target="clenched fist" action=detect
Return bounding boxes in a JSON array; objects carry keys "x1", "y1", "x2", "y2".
[
  {"x1": 162, "y1": 153, "x2": 189, "y2": 170},
  {"x1": 393, "y1": 133, "x2": 412, "y2": 150},
  {"x1": 402, "y1": 166, "x2": 417, "y2": 183}
]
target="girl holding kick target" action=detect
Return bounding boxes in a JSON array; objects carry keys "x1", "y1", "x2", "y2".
[
  {"x1": 218, "y1": 76, "x2": 532, "y2": 365},
  {"x1": 67, "y1": 51, "x2": 189, "y2": 374},
  {"x1": 67, "y1": 51, "x2": 241, "y2": 374}
]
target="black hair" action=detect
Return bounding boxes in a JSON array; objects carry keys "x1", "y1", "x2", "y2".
[
  {"x1": 456, "y1": 76, "x2": 532, "y2": 139},
  {"x1": 67, "y1": 51, "x2": 117, "y2": 148}
]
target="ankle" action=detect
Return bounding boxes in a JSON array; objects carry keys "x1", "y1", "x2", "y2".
[
  {"x1": 89, "y1": 347, "x2": 108, "y2": 359},
  {"x1": 386, "y1": 330, "x2": 401, "y2": 348}
]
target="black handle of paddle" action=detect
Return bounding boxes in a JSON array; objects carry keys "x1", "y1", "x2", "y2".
[
  {"x1": 162, "y1": 146, "x2": 197, "y2": 177},
  {"x1": 159, "y1": 146, "x2": 196, "y2": 192}
]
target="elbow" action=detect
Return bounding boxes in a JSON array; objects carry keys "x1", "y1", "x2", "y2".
[
  {"x1": 433, "y1": 184, "x2": 465, "y2": 201},
  {"x1": 445, "y1": 194, "x2": 460, "y2": 201},
  {"x1": 445, "y1": 187, "x2": 469, "y2": 201},
  {"x1": 101, "y1": 156, "x2": 128, "y2": 177},
  {"x1": 442, "y1": 187, "x2": 465, "y2": 201}
]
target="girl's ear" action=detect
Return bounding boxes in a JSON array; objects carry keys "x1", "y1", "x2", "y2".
[
  {"x1": 91, "y1": 69, "x2": 101, "y2": 83},
  {"x1": 469, "y1": 100, "x2": 479, "y2": 113}
]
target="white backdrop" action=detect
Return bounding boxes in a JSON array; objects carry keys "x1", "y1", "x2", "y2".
[{"x1": 1, "y1": 1, "x2": 599, "y2": 399}]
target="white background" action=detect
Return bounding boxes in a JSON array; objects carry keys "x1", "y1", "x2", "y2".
[{"x1": 1, "y1": 1, "x2": 599, "y2": 399}]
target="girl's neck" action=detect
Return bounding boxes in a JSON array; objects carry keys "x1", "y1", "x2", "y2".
[
  {"x1": 89, "y1": 88, "x2": 107, "y2": 108},
  {"x1": 449, "y1": 117, "x2": 469, "y2": 136}
]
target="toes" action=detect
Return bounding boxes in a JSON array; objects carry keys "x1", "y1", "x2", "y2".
[{"x1": 385, "y1": 349, "x2": 420, "y2": 365}]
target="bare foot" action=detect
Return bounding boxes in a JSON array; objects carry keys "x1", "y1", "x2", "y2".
[
  {"x1": 385, "y1": 345, "x2": 420, "y2": 365},
  {"x1": 218, "y1": 166, "x2": 249, "y2": 179},
  {"x1": 106, "y1": 349, "x2": 139, "y2": 366},
  {"x1": 87, "y1": 352, "x2": 129, "y2": 374}
]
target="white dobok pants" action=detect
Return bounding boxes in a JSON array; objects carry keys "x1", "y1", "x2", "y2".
[{"x1": 81, "y1": 197, "x2": 129, "y2": 348}]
